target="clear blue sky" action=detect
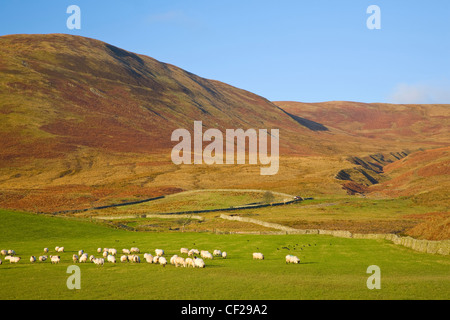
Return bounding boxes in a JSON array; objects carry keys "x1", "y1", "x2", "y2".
[{"x1": 1, "y1": 0, "x2": 449, "y2": 103}]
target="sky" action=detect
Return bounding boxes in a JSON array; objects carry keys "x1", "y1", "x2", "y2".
[{"x1": 1, "y1": 0, "x2": 449, "y2": 104}]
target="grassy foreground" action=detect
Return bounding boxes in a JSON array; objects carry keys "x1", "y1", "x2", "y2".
[{"x1": 0, "y1": 209, "x2": 449, "y2": 300}]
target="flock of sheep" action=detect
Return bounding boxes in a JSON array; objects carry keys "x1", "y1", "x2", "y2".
[{"x1": 1, "y1": 247, "x2": 301, "y2": 266}]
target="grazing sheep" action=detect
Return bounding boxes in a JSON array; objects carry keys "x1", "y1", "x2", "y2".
[
  {"x1": 253, "y1": 252, "x2": 264, "y2": 260},
  {"x1": 170, "y1": 255, "x2": 178, "y2": 265},
  {"x1": 103, "y1": 248, "x2": 109, "y2": 253},
  {"x1": 4, "y1": 256, "x2": 12, "y2": 261},
  {"x1": 133, "y1": 255, "x2": 141, "y2": 263},
  {"x1": 144, "y1": 254, "x2": 154, "y2": 263},
  {"x1": 10, "y1": 256, "x2": 21, "y2": 264},
  {"x1": 130, "y1": 247, "x2": 140, "y2": 253},
  {"x1": 122, "y1": 249, "x2": 131, "y2": 254},
  {"x1": 155, "y1": 249, "x2": 164, "y2": 257},
  {"x1": 89, "y1": 255, "x2": 95, "y2": 262},
  {"x1": 153, "y1": 256, "x2": 159, "y2": 264},
  {"x1": 39, "y1": 256, "x2": 47, "y2": 262},
  {"x1": 1, "y1": 249, "x2": 6, "y2": 256},
  {"x1": 55, "y1": 247, "x2": 60, "y2": 252},
  {"x1": 174, "y1": 256, "x2": 186, "y2": 267},
  {"x1": 79, "y1": 255, "x2": 88, "y2": 263},
  {"x1": 120, "y1": 255, "x2": 128, "y2": 263},
  {"x1": 93, "y1": 258, "x2": 104, "y2": 266},
  {"x1": 97, "y1": 248, "x2": 102, "y2": 253},
  {"x1": 107, "y1": 255, "x2": 116, "y2": 263},
  {"x1": 108, "y1": 248, "x2": 117, "y2": 256},
  {"x1": 73, "y1": 255, "x2": 79, "y2": 263},
  {"x1": 180, "y1": 248, "x2": 189, "y2": 254},
  {"x1": 78, "y1": 250, "x2": 84, "y2": 256},
  {"x1": 286, "y1": 255, "x2": 300, "y2": 264},
  {"x1": 188, "y1": 249, "x2": 200, "y2": 256},
  {"x1": 213, "y1": 250, "x2": 222, "y2": 257},
  {"x1": 102, "y1": 251, "x2": 108, "y2": 258},
  {"x1": 159, "y1": 257, "x2": 167, "y2": 267},
  {"x1": 30, "y1": 256, "x2": 36, "y2": 263},
  {"x1": 57, "y1": 247, "x2": 64, "y2": 253},
  {"x1": 8, "y1": 250, "x2": 16, "y2": 255},
  {"x1": 194, "y1": 257, "x2": 205, "y2": 268},
  {"x1": 185, "y1": 257, "x2": 195, "y2": 268},
  {"x1": 201, "y1": 251, "x2": 213, "y2": 260},
  {"x1": 50, "y1": 256, "x2": 60, "y2": 264},
  {"x1": 222, "y1": 252, "x2": 227, "y2": 259},
  {"x1": 44, "y1": 248, "x2": 49, "y2": 253}
]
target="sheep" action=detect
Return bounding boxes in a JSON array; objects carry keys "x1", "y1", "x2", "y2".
[
  {"x1": 159, "y1": 257, "x2": 167, "y2": 267},
  {"x1": 185, "y1": 257, "x2": 195, "y2": 268},
  {"x1": 174, "y1": 256, "x2": 186, "y2": 268},
  {"x1": 103, "y1": 248, "x2": 109, "y2": 253},
  {"x1": 213, "y1": 249, "x2": 222, "y2": 257},
  {"x1": 78, "y1": 250, "x2": 84, "y2": 256},
  {"x1": 133, "y1": 255, "x2": 141, "y2": 263},
  {"x1": 153, "y1": 256, "x2": 159, "y2": 264},
  {"x1": 73, "y1": 254, "x2": 79, "y2": 263},
  {"x1": 39, "y1": 256, "x2": 47, "y2": 262},
  {"x1": 4, "y1": 255, "x2": 12, "y2": 261},
  {"x1": 8, "y1": 249, "x2": 16, "y2": 255},
  {"x1": 122, "y1": 249, "x2": 131, "y2": 254},
  {"x1": 155, "y1": 249, "x2": 164, "y2": 257},
  {"x1": 97, "y1": 248, "x2": 102, "y2": 253},
  {"x1": 252, "y1": 252, "x2": 264, "y2": 260},
  {"x1": 93, "y1": 258, "x2": 104, "y2": 266},
  {"x1": 108, "y1": 248, "x2": 117, "y2": 256},
  {"x1": 286, "y1": 255, "x2": 300, "y2": 264},
  {"x1": 130, "y1": 247, "x2": 140, "y2": 253},
  {"x1": 55, "y1": 246, "x2": 60, "y2": 252},
  {"x1": 50, "y1": 255, "x2": 60, "y2": 264},
  {"x1": 89, "y1": 255, "x2": 95, "y2": 262},
  {"x1": 201, "y1": 251, "x2": 213, "y2": 260},
  {"x1": 79, "y1": 255, "x2": 88, "y2": 263},
  {"x1": 57, "y1": 247, "x2": 64, "y2": 253},
  {"x1": 102, "y1": 251, "x2": 108, "y2": 258},
  {"x1": 188, "y1": 249, "x2": 199, "y2": 256},
  {"x1": 107, "y1": 255, "x2": 116, "y2": 264},
  {"x1": 10, "y1": 256, "x2": 21, "y2": 264},
  {"x1": 144, "y1": 254, "x2": 154, "y2": 263},
  {"x1": 120, "y1": 255, "x2": 128, "y2": 263},
  {"x1": 222, "y1": 252, "x2": 227, "y2": 259},
  {"x1": 180, "y1": 248, "x2": 189, "y2": 254},
  {"x1": 0, "y1": 249, "x2": 6, "y2": 256},
  {"x1": 194, "y1": 257, "x2": 205, "y2": 268},
  {"x1": 30, "y1": 256, "x2": 36, "y2": 263},
  {"x1": 170, "y1": 255, "x2": 178, "y2": 265}
]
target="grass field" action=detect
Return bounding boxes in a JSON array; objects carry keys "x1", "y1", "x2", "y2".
[{"x1": 0, "y1": 209, "x2": 449, "y2": 300}]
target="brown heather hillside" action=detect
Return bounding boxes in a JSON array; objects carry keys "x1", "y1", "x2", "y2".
[{"x1": 0, "y1": 34, "x2": 449, "y2": 218}]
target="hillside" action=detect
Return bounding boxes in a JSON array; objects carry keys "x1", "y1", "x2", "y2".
[{"x1": 0, "y1": 34, "x2": 448, "y2": 214}]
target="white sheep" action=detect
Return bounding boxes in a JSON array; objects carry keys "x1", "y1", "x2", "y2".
[
  {"x1": 130, "y1": 247, "x2": 140, "y2": 253},
  {"x1": 158, "y1": 257, "x2": 167, "y2": 267},
  {"x1": 185, "y1": 257, "x2": 195, "y2": 268},
  {"x1": 73, "y1": 254, "x2": 79, "y2": 263},
  {"x1": 122, "y1": 249, "x2": 131, "y2": 254},
  {"x1": 50, "y1": 255, "x2": 60, "y2": 264},
  {"x1": 120, "y1": 255, "x2": 128, "y2": 263},
  {"x1": 201, "y1": 251, "x2": 213, "y2": 260},
  {"x1": 55, "y1": 246, "x2": 60, "y2": 252},
  {"x1": 93, "y1": 258, "x2": 104, "y2": 266},
  {"x1": 130, "y1": 255, "x2": 140, "y2": 263},
  {"x1": 79, "y1": 255, "x2": 88, "y2": 263},
  {"x1": 57, "y1": 247, "x2": 65, "y2": 253},
  {"x1": 194, "y1": 257, "x2": 205, "y2": 268},
  {"x1": 155, "y1": 249, "x2": 164, "y2": 257},
  {"x1": 97, "y1": 248, "x2": 102, "y2": 253},
  {"x1": 213, "y1": 249, "x2": 222, "y2": 256},
  {"x1": 174, "y1": 256, "x2": 186, "y2": 267},
  {"x1": 4, "y1": 255, "x2": 12, "y2": 261},
  {"x1": 10, "y1": 256, "x2": 21, "y2": 264},
  {"x1": 30, "y1": 256, "x2": 36, "y2": 263},
  {"x1": 286, "y1": 255, "x2": 300, "y2": 264},
  {"x1": 107, "y1": 255, "x2": 116, "y2": 263},
  {"x1": 108, "y1": 248, "x2": 117, "y2": 256},
  {"x1": 0, "y1": 249, "x2": 6, "y2": 256},
  {"x1": 170, "y1": 255, "x2": 178, "y2": 265},
  {"x1": 253, "y1": 252, "x2": 264, "y2": 260},
  {"x1": 153, "y1": 255, "x2": 159, "y2": 264},
  {"x1": 39, "y1": 255, "x2": 47, "y2": 262},
  {"x1": 78, "y1": 250, "x2": 84, "y2": 256},
  {"x1": 188, "y1": 249, "x2": 199, "y2": 256},
  {"x1": 144, "y1": 254, "x2": 154, "y2": 263},
  {"x1": 89, "y1": 255, "x2": 95, "y2": 262},
  {"x1": 44, "y1": 248, "x2": 49, "y2": 253},
  {"x1": 222, "y1": 252, "x2": 227, "y2": 259},
  {"x1": 8, "y1": 249, "x2": 16, "y2": 255},
  {"x1": 180, "y1": 248, "x2": 189, "y2": 254},
  {"x1": 102, "y1": 251, "x2": 108, "y2": 258}
]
